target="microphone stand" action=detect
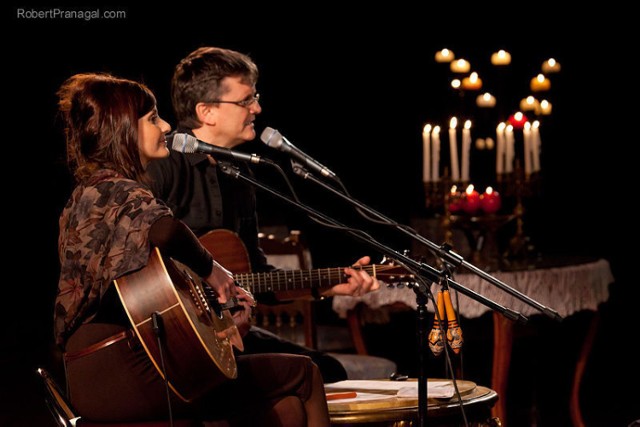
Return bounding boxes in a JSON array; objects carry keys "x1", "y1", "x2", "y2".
[
  {"x1": 291, "y1": 165, "x2": 562, "y2": 321},
  {"x1": 217, "y1": 161, "x2": 525, "y2": 427}
]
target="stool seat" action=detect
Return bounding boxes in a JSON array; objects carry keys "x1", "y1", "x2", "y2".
[{"x1": 328, "y1": 353, "x2": 397, "y2": 380}]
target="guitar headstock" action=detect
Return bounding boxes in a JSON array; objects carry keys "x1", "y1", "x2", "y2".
[{"x1": 374, "y1": 256, "x2": 418, "y2": 288}]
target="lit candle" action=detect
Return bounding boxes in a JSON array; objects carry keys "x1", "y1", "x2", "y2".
[
  {"x1": 491, "y1": 50, "x2": 511, "y2": 66},
  {"x1": 480, "y1": 187, "x2": 502, "y2": 214},
  {"x1": 461, "y1": 120, "x2": 472, "y2": 182},
  {"x1": 450, "y1": 58, "x2": 470, "y2": 73},
  {"x1": 476, "y1": 92, "x2": 496, "y2": 108},
  {"x1": 540, "y1": 99, "x2": 552, "y2": 115},
  {"x1": 461, "y1": 184, "x2": 480, "y2": 215},
  {"x1": 449, "y1": 117, "x2": 460, "y2": 181},
  {"x1": 435, "y1": 48, "x2": 455, "y2": 63},
  {"x1": 461, "y1": 72, "x2": 483, "y2": 90},
  {"x1": 532, "y1": 120, "x2": 541, "y2": 172},
  {"x1": 451, "y1": 79, "x2": 461, "y2": 89},
  {"x1": 519, "y1": 96, "x2": 539, "y2": 112},
  {"x1": 432, "y1": 126, "x2": 441, "y2": 182},
  {"x1": 542, "y1": 58, "x2": 561, "y2": 73},
  {"x1": 496, "y1": 122, "x2": 506, "y2": 175},
  {"x1": 530, "y1": 74, "x2": 551, "y2": 92},
  {"x1": 448, "y1": 185, "x2": 462, "y2": 214},
  {"x1": 505, "y1": 124, "x2": 515, "y2": 173},
  {"x1": 523, "y1": 122, "x2": 532, "y2": 176},
  {"x1": 508, "y1": 112, "x2": 528, "y2": 129},
  {"x1": 422, "y1": 124, "x2": 431, "y2": 183}
]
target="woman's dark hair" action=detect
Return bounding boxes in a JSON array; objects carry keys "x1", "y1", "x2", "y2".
[
  {"x1": 172, "y1": 46, "x2": 258, "y2": 130},
  {"x1": 57, "y1": 73, "x2": 157, "y2": 182}
]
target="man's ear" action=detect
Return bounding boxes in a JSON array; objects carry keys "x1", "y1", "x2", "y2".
[{"x1": 195, "y1": 102, "x2": 216, "y2": 125}]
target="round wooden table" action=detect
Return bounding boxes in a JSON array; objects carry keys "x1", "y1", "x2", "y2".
[{"x1": 328, "y1": 379, "x2": 499, "y2": 426}]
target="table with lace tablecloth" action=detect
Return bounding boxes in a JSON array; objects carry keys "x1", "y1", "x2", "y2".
[{"x1": 333, "y1": 258, "x2": 614, "y2": 426}]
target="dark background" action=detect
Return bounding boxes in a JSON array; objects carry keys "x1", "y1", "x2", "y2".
[{"x1": 3, "y1": 4, "x2": 638, "y2": 426}]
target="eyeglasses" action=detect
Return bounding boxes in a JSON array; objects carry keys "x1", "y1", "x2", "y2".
[{"x1": 210, "y1": 93, "x2": 260, "y2": 108}]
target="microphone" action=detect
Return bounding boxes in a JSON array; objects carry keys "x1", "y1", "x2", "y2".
[
  {"x1": 260, "y1": 127, "x2": 337, "y2": 179},
  {"x1": 172, "y1": 133, "x2": 273, "y2": 165}
]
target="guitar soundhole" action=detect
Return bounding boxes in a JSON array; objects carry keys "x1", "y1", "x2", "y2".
[
  {"x1": 202, "y1": 282, "x2": 224, "y2": 320},
  {"x1": 176, "y1": 266, "x2": 224, "y2": 321}
]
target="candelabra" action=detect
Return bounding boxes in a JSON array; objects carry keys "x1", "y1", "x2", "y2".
[{"x1": 421, "y1": 48, "x2": 559, "y2": 271}]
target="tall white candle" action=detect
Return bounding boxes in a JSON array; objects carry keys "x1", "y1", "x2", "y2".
[
  {"x1": 461, "y1": 120, "x2": 472, "y2": 182},
  {"x1": 422, "y1": 124, "x2": 431, "y2": 183},
  {"x1": 532, "y1": 121, "x2": 541, "y2": 172},
  {"x1": 523, "y1": 122, "x2": 532, "y2": 176},
  {"x1": 505, "y1": 125, "x2": 515, "y2": 173},
  {"x1": 449, "y1": 117, "x2": 460, "y2": 181},
  {"x1": 496, "y1": 122, "x2": 506, "y2": 175},
  {"x1": 431, "y1": 126, "x2": 441, "y2": 182}
]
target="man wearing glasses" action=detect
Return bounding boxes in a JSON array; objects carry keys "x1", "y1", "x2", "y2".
[{"x1": 147, "y1": 46, "x2": 379, "y2": 384}]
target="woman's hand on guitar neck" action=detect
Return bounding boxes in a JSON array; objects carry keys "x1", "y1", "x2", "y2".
[
  {"x1": 204, "y1": 259, "x2": 237, "y2": 303},
  {"x1": 322, "y1": 256, "x2": 381, "y2": 298}
]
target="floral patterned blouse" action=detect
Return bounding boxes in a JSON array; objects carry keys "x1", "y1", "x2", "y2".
[{"x1": 55, "y1": 169, "x2": 171, "y2": 347}]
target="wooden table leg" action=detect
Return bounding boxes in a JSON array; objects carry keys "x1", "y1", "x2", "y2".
[
  {"x1": 570, "y1": 311, "x2": 599, "y2": 427},
  {"x1": 491, "y1": 312, "x2": 514, "y2": 425}
]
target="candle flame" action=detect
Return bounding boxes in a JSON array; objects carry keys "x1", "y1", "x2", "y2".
[
  {"x1": 466, "y1": 184, "x2": 474, "y2": 194},
  {"x1": 451, "y1": 185, "x2": 457, "y2": 193},
  {"x1": 464, "y1": 120, "x2": 471, "y2": 129},
  {"x1": 469, "y1": 72, "x2": 479, "y2": 82},
  {"x1": 514, "y1": 112, "x2": 524, "y2": 121},
  {"x1": 536, "y1": 74, "x2": 546, "y2": 83},
  {"x1": 433, "y1": 126, "x2": 441, "y2": 134},
  {"x1": 423, "y1": 124, "x2": 432, "y2": 133},
  {"x1": 485, "y1": 186, "x2": 493, "y2": 195},
  {"x1": 497, "y1": 122, "x2": 506, "y2": 131},
  {"x1": 451, "y1": 79, "x2": 461, "y2": 89},
  {"x1": 532, "y1": 120, "x2": 540, "y2": 128},
  {"x1": 450, "y1": 117, "x2": 458, "y2": 128},
  {"x1": 524, "y1": 121, "x2": 531, "y2": 130}
]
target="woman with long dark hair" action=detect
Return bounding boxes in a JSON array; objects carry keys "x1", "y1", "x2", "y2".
[{"x1": 55, "y1": 73, "x2": 330, "y2": 426}]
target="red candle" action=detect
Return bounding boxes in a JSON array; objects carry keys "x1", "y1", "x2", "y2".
[
  {"x1": 461, "y1": 184, "x2": 480, "y2": 215},
  {"x1": 508, "y1": 112, "x2": 528, "y2": 129},
  {"x1": 448, "y1": 185, "x2": 462, "y2": 214},
  {"x1": 481, "y1": 186, "x2": 502, "y2": 214}
]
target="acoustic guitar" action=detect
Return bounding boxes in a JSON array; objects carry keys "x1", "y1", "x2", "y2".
[
  {"x1": 113, "y1": 230, "x2": 413, "y2": 402},
  {"x1": 113, "y1": 247, "x2": 243, "y2": 402}
]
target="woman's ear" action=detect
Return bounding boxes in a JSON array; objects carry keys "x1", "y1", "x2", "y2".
[{"x1": 195, "y1": 102, "x2": 216, "y2": 126}]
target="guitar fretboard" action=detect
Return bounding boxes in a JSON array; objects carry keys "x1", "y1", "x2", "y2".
[{"x1": 234, "y1": 265, "x2": 380, "y2": 294}]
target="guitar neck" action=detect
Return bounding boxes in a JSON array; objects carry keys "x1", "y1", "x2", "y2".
[{"x1": 234, "y1": 265, "x2": 378, "y2": 294}]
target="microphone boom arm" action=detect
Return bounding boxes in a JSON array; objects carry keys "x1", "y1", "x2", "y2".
[
  {"x1": 217, "y1": 161, "x2": 526, "y2": 323},
  {"x1": 291, "y1": 164, "x2": 561, "y2": 321}
]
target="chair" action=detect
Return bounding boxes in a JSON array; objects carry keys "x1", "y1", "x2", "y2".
[
  {"x1": 257, "y1": 229, "x2": 398, "y2": 380},
  {"x1": 256, "y1": 230, "x2": 317, "y2": 348},
  {"x1": 36, "y1": 367, "x2": 203, "y2": 427},
  {"x1": 37, "y1": 367, "x2": 79, "y2": 427}
]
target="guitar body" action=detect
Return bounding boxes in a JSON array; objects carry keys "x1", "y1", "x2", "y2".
[
  {"x1": 199, "y1": 229, "x2": 252, "y2": 274},
  {"x1": 113, "y1": 247, "x2": 242, "y2": 402}
]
